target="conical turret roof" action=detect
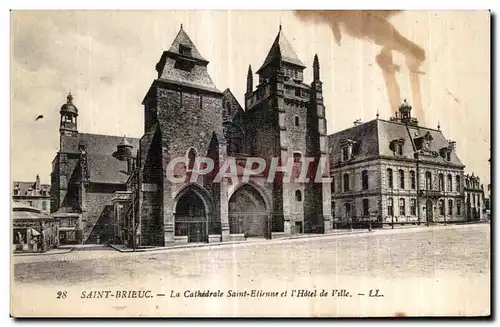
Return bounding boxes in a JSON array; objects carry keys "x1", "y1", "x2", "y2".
[
  {"x1": 257, "y1": 26, "x2": 306, "y2": 73},
  {"x1": 166, "y1": 24, "x2": 208, "y2": 63}
]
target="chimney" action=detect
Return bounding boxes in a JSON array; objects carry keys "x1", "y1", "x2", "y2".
[
  {"x1": 448, "y1": 140, "x2": 456, "y2": 151},
  {"x1": 35, "y1": 174, "x2": 40, "y2": 190},
  {"x1": 353, "y1": 119, "x2": 362, "y2": 126}
]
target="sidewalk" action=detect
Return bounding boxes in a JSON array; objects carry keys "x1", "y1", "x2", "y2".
[
  {"x1": 13, "y1": 246, "x2": 74, "y2": 256},
  {"x1": 108, "y1": 223, "x2": 484, "y2": 254}
]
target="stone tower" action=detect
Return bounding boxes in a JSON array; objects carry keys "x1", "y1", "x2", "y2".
[
  {"x1": 244, "y1": 26, "x2": 331, "y2": 235},
  {"x1": 59, "y1": 92, "x2": 78, "y2": 137},
  {"x1": 140, "y1": 25, "x2": 225, "y2": 245}
]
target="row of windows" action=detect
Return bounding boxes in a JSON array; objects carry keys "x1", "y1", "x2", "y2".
[
  {"x1": 282, "y1": 67, "x2": 301, "y2": 79},
  {"x1": 333, "y1": 198, "x2": 463, "y2": 217},
  {"x1": 13, "y1": 189, "x2": 49, "y2": 196},
  {"x1": 465, "y1": 179, "x2": 481, "y2": 189},
  {"x1": 387, "y1": 169, "x2": 461, "y2": 191},
  {"x1": 331, "y1": 171, "x2": 369, "y2": 193},
  {"x1": 333, "y1": 169, "x2": 462, "y2": 192}
]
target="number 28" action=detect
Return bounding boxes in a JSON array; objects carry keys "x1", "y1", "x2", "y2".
[{"x1": 56, "y1": 291, "x2": 67, "y2": 299}]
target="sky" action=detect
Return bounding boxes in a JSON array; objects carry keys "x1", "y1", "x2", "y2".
[{"x1": 10, "y1": 10, "x2": 490, "y2": 186}]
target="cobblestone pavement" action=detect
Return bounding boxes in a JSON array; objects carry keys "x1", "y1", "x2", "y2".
[
  {"x1": 13, "y1": 224, "x2": 489, "y2": 282},
  {"x1": 12, "y1": 224, "x2": 490, "y2": 317}
]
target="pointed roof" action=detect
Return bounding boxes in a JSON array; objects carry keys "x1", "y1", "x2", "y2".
[
  {"x1": 152, "y1": 25, "x2": 220, "y2": 95},
  {"x1": 257, "y1": 27, "x2": 306, "y2": 74},
  {"x1": 118, "y1": 136, "x2": 132, "y2": 148},
  {"x1": 166, "y1": 24, "x2": 208, "y2": 63}
]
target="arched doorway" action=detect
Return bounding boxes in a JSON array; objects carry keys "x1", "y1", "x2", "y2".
[
  {"x1": 175, "y1": 188, "x2": 208, "y2": 243},
  {"x1": 228, "y1": 184, "x2": 268, "y2": 237}
]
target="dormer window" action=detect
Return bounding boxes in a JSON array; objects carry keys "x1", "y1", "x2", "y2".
[
  {"x1": 389, "y1": 138, "x2": 405, "y2": 156},
  {"x1": 439, "y1": 147, "x2": 452, "y2": 162},
  {"x1": 340, "y1": 139, "x2": 356, "y2": 162},
  {"x1": 342, "y1": 147, "x2": 349, "y2": 161},
  {"x1": 179, "y1": 44, "x2": 192, "y2": 56},
  {"x1": 396, "y1": 143, "x2": 403, "y2": 155}
]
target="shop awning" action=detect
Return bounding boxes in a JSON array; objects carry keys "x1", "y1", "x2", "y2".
[{"x1": 30, "y1": 228, "x2": 40, "y2": 236}]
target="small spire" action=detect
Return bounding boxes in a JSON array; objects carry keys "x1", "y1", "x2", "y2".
[
  {"x1": 313, "y1": 54, "x2": 320, "y2": 81},
  {"x1": 246, "y1": 65, "x2": 253, "y2": 94},
  {"x1": 67, "y1": 92, "x2": 73, "y2": 103},
  {"x1": 279, "y1": 21, "x2": 282, "y2": 31},
  {"x1": 180, "y1": 23, "x2": 183, "y2": 29},
  {"x1": 376, "y1": 109, "x2": 380, "y2": 119},
  {"x1": 437, "y1": 121, "x2": 441, "y2": 130}
]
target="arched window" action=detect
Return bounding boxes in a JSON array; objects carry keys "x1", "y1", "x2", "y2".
[
  {"x1": 387, "y1": 168, "x2": 393, "y2": 189},
  {"x1": 332, "y1": 201, "x2": 336, "y2": 218},
  {"x1": 387, "y1": 198, "x2": 394, "y2": 216},
  {"x1": 295, "y1": 190, "x2": 302, "y2": 202},
  {"x1": 361, "y1": 170, "x2": 369, "y2": 190},
  {"x1": 439, "y1": 199, "x2": 445, "y2": 215},
  {"x1": 343, "y1": 173, "x2": 350, "y2": 192},
  {"x1": 438, "y1": 173, "x2": 444, "y2": 191},
  {"x1": 399, "y1": 198, "x2": 406, "y2": 216},
  {"x1": 187, "y1": 148, "x2": 197, "y2": 171},
  {"x1": 362, "y1": 199, "x2": 369, "y2": 216},
  {"x1": 294, "y1": 116, "x2": 300, "y2": 126},
  {"x1": 426, "y1": 171, "x2": 432, "y2": 190},
  {"x1": 293, "y1": 152, "x2": 302, "y2": 163},
  {"x1": 448, "y1": 199, "x2": 453, "y2": 215},
  {"x1": 447, "y1": 174, "x2": 453, "y2": 191},
  {"x1": 399, "y1": 169, "x2": 405, "y2": 189},
  {"x1": 410, "y1": 170, "x2": 416, "y2": 189},
  {"x1": 344, "y1": 202, "x2": 351, "y2": 218},
  {"x1": 456, "y1": 175, "x2": 461, "y2": 192},
  {"x1": 410, "y1": 198, "x2": 416, "y2": 215}
]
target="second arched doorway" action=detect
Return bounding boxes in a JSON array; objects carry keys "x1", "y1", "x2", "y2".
[{"x1": 228, "y1": 184, "x2": 269, "y2": 237}]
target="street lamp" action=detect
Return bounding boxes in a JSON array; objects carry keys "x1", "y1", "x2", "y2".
[{"x1": 391, "y1": 187, "x2": 394, "y2": 229}]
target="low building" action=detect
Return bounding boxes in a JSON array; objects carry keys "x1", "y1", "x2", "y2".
[
  {"x1": 12, "y1": 175, "x2": 51, "y2": 214},
  {"x1": 328, "y1": 100, "x2": 466, "y2": 228},
  {"x1": 50, "y1": 93, "x2": 140, "y2": 245},
  {"x1": 464, "y1": 173, "x2": 485, "y2": 221},
  {"x1": 12, "y1": 202, "x2": 59, "y2": 253}
]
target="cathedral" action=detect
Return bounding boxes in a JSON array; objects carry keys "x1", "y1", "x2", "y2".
[
  {"x1": 50, "y1": 25, "x2": 332, "y2": 246},
  {"x1": 49, "y1": 24, "x2": 475, "y2": 247}
]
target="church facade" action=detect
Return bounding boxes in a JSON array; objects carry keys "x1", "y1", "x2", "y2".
[
  {"x1": 50, "y1": 25, "x2": 332, "y2": 246},
  {"x1": 49, "y1": 25, "x2": 479, "y2": 247}
]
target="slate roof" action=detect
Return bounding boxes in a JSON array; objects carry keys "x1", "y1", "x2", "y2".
[
  {"x1": 12, "y1": 202, "x2": 53, "y2": 220},
  {"x1": 60, "y1": 133, "x2": 140, "y2": 184},
  {"x1": 12, "y1": 181, "x2": 51, "y2": 197},
  {"x1": 87, "y1": 153, "x2": 130, "y2": 184},
  {"x1": 61, "y1": 133, "x2": 140, "y2": 155},
  {"x1": 166, "y1": 25, "x2": 208, "y2": 63},
  {"x1": 223, "y1": 88, "x2": 245, "y2": 119},
  {"x1": 328, "y1": 118, "x2": 465, "y2": 167},
  {"x1": 154, "y1": 26, "x2": 220, "y2": 93},
  {"x1": 328, "y1": 120, "x2": 379, "y2": 164},
  {"x1": 257, "y1": 28, "x2": 306, "y2": 73}
]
